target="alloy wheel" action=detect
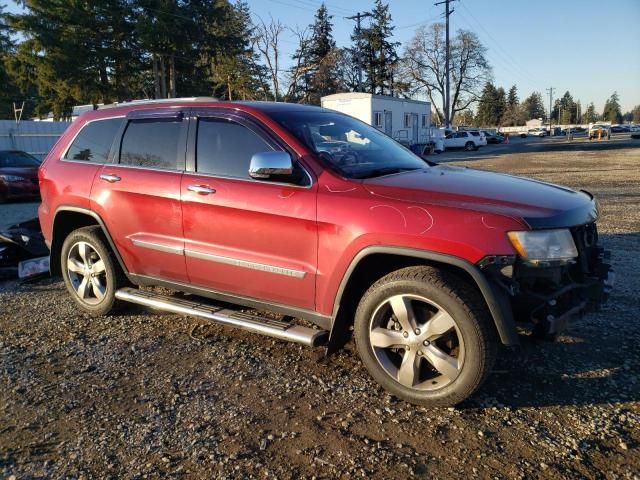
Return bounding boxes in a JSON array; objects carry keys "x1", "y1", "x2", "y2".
[
  {"x1": 368, "y1": 294, "x2": 465, "y2": 391},
  {"x1": 66, "y1": 241, "x2": 108, "y2": 305}
]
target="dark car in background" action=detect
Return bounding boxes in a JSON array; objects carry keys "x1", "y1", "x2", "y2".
[
  {"x1": 481, "y1": 131, "x2": 504, "y2": 144},
  {"x1": 0, "y1": 150, "x2": 41, "y2": 203}
]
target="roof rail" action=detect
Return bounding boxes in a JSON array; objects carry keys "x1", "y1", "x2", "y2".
[{"x1": 98, "y1": 97, "x2": 219, "y2": 110}]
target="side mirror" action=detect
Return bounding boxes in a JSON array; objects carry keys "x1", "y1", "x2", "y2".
[{"x1": 249, "y1": 151, "x2": 294, "y2": 179}]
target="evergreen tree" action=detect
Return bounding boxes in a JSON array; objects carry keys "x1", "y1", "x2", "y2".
[
  {"x1": 0, "y1": 4, "x2": 23, "y2": 119},
  {"x1": 300, "y1": 3, "x2": 338, "y2": 104},
  {"x1": 6, "y1": 0, "x2": 142, "y2": 118},
  {"x1": 501, "y1": 85, "x2": 523, "y2": 126},
  {"x1": 552, "y1": 91, "x2": 577, "y2": 123},
  {"x1": 602, "y1": 92, "x2": 623, "y2": 123},
  {"x1": 507, "y1": 85, "x2": 518, "y2": 108},
  {"x1": 204, "y1": 1, "x2": 268, "y2": 100},
  {"x1": 583, "y1": 102, "x2": 598, "y2": 123},
  {"x1": 476, "y1": 82, "x2": 506, "y2": 126},
  {"x1": 360, "y1": 0, "x2": 399, "y2": 95},
  {"x1": 522, "y1": 92, "x2": 545, "y2": 121}
]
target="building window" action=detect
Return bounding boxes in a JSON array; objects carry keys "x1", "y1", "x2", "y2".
[
  {"x1": 404, "y1": 113, "x2": 412, "y2": 128},
  {"x1": 421, "y1": 114, "x2": 428, "y2": 128},
  {"x1": 373, "y1": 111, "x2": 383, "y2": 128}
]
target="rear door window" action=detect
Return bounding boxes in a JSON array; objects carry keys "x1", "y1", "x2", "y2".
[
  {"x1": 65, "y1": 117, "x2": 123, "y2": 162},
  {"x1": 119, "y1": 119, "x2": 185, "y2": 170},
  {"x1": 196, "y1": 118, "x2": 273, "y2": 179}
]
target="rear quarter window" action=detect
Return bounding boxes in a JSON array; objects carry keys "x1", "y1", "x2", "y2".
[{"x1": 65, "y1": 117, "x2": 123, "y2": 162}]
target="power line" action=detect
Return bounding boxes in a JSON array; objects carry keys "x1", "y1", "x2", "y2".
[
  {"x1": 454, "y1": 8, "x2": 538, "y2": 93},
  {"x1": 288, "y1": 0, "x2": 355, "y2": 16},
  {"x1": 395, "y1": 14, "x2": 442, "y2": 30},
  {"x1": 458, "y1": 1, "x2": 542, "y2": 86}
]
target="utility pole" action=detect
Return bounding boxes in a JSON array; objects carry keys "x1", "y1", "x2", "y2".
[
  {"x1": 346, "y1": 11, "x2": 373, "y2": 92},
  {"x1": 546, "y1": 87, "x2": 555, "y2": 133},
  {"x1": 435, "y1": 0, "x2": 455, "y2": 127}
]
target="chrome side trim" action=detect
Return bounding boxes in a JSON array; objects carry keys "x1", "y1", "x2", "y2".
[
  {"x1": 131, "y1": 238, "x2": 184, "y2": 255},
  {"x1": 184, "y1": 249, "x2": 306, "y2": 278}
]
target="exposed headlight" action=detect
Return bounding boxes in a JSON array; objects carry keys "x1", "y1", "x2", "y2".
[
  {"x1": 507, "y1": 229, "x2": 578, "y2": 263},
  {"x1": 0, "y1": 175, "x2": 26, "y2": 182}
]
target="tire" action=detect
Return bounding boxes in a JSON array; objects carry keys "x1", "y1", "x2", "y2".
[
  {"x1": 464, "y1": 141, "x2": 475, "y2": 151},
  {"x1": 60, "y1": 226, "x2": 128, "y2": 316},
  {"x1": 353, "y1": 266, "x2": 498, "y2": 406}
]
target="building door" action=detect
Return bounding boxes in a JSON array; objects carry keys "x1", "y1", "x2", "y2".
[
  {"x1": 384, "y1": 111, "x2": 392, "y2": 137},
  {"x1": 412, "y1": 113, "x2": 419, "y2": 144}
]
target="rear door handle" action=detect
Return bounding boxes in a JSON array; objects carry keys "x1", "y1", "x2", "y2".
[
  {"x1": 187, "y1": 184, "x2": 216, "y2": 195},
  {"x1": 100, "y1": 174, "x2": 121, "y2": 183}
]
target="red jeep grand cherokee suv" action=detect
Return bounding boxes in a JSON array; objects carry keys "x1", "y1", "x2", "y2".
[{"x1": 38, "y1": 98, "x2": 613, "y2": 406}]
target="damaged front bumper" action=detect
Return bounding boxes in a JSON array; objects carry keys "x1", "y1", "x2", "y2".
[{"x1": 480, "y1": 222, "x2": 614, "y2": 338}]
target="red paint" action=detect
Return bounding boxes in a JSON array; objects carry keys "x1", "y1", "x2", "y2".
[{"x1": 38, "y1": 100, "x2": 593, "y2": 318}]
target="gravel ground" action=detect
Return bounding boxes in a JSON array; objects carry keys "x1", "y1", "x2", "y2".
[{"x1": 1, "y1": 141, "x2": 639, "y2": 479}]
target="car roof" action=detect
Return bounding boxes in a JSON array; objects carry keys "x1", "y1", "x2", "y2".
[{"x1": 77, "y1": 98, "x2": 332, "y2": 123}]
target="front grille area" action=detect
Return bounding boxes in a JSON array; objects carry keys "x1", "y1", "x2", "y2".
[{"x1": 571, "y1": 222, "x2": 599, "y2": 275}]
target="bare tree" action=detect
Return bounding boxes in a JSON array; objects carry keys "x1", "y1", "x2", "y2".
[
  {"x1": 283, "y1": 26, "x2": 312, "y2": 102},
  {"x1": 255, "y1": 19, "x2": 314, "y2": 102},
  {"x1": 400, "y1": 23, "x2": 490, "y2": 124},
  {"x1": 255, "y1": 16, "x2": 285, "y2": 101}
]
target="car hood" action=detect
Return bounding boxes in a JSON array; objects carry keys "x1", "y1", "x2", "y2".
[
  {"x1": 361, "y1": 165, "x2": 598, "y2": 229},
  {"x1": 0, "y1": 167, "x2": 38, "y2": 178}
]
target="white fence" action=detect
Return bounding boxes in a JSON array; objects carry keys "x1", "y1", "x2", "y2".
[{"x1": 0, "y1": 120, "x2": 70, "y2": 160}]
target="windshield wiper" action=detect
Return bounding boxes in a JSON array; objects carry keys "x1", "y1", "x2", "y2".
[{"x1": 354, "y1": 167, "x2": 422, "y2": 179}]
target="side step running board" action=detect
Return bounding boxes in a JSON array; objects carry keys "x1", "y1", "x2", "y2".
[{"x1": 115, "y1": 288, "x2": 329, "y2": 347}]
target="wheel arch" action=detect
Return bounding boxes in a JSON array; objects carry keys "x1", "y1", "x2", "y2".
[
  {"x1": 327, "y1": 246, "x2": 519, "y2": 353},
  {"x1": 51, "y1": 206, "x2": 129, "y2": 278}
]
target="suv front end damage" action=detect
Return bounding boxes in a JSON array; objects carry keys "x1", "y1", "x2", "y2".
[{"x1": 480, "y1": 222, "x2": 614, "y2": 338}]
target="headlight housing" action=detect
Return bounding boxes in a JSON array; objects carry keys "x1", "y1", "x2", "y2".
[
  {"x1": 0, "y1": 174, "x2": 26, "y2": 182},
  {"x1": 507, "y1": 229, "x2": 578, "y2": 264}
]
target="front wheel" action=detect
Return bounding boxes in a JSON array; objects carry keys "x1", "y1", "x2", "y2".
[
  {"x1": 354, "y1": 266, "x2": 497, "y2": 406},
  {"x1": 61, "y1": 226, "x2": 128, "y2": 316},
  {"x1": 464, "y1": 141, "x2": 475, "y2": 151}
]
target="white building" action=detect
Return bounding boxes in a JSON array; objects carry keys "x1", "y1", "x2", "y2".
[{"x1": 321, "y1": 93, "x2": 431, "y2": 146}]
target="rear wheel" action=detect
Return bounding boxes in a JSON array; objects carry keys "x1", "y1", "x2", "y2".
[
  {"x1": 61, "y1": 226, "x2": 127, "y2": 316},
  {"x1": 464, "y1": 141, "x2": 475, "y2": 151},
  {"x1": 354, "y1": 266, "x2": 497, "y2": 406}
]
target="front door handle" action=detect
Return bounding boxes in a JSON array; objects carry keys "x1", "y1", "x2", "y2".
[
  {"x1": 100, "y1": 174, "x2": 121, "y2": 183},
  {"x1": 188, "y1": 184, "x2": 216, "y2": 195}
]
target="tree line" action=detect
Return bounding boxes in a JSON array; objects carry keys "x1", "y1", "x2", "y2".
[
  {"x1": 1, "y1": 1, "x2": 638, "y2": 126},
  {"x1": 465, "y1": 84, "x2": 635, "y2": 128}
]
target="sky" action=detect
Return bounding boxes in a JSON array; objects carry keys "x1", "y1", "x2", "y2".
[{"x1": 4, "y1": 0, "x2": 640, "y2": 112}]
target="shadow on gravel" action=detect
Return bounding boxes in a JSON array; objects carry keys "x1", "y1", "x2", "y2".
[{"x1": 468, "y1": 232, "x2": 639, "y2": 410}]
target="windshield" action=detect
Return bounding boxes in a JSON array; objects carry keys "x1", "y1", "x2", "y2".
[
  {"x1": 0, "y1": 151, "x2": 40, "y2": 168},
  {"x1": 268, "y1": 110, "x2": 428, "y2": 179}
]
